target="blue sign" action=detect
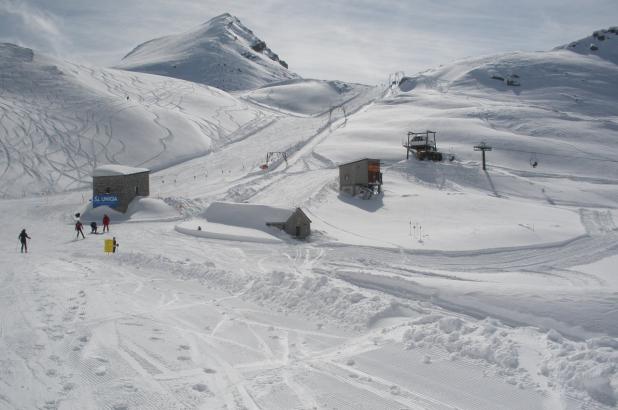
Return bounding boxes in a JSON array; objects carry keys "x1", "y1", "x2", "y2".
[{"x1": 93, "y1": 194, "x2": 119, "y2": 208}]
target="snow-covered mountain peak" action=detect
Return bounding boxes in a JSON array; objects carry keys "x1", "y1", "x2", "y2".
[
  {"x1": 0, "y1": 43, "x2": 67, "y2": 96},
  {"x1": 116, "y1": 13, "x2": 299, "y2": 91},
  {"x1": 556, "y1": 26, "x2": 618, "y2": 64},
  {"x1": 198, "y1": 12, "x2": 238, "y2": 29},
  {"x1": 0, "y1": 42, "x2": 34, "y2": 62},
  {"x1": 191, "y1": 13, "x2": 243, "y2": 40}
]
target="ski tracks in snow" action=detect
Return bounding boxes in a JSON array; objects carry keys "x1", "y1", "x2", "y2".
[{"x1": 0, "y1": 63, "x2": 261, "y2": 197}]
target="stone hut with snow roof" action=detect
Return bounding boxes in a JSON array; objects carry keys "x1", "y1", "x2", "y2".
[
  {"x1": 205, "y1": 202, "x2": 312, "y2": 239},
  {"x1": 266, "y1": 208, "x2": 312, "y2": 239},
  {"x1": 92, "y1": 165, "x2": 150, "y2": 213}
]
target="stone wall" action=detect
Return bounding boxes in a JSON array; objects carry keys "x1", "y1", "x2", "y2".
[
  {"x1": 92, "y1": 171, "x2": 150, "y2": 212},
  {"x1": 339, "y1": 159, "x2": 369, "y2": 193},
  {"x1": 339, "y1": 159, "x2": 381, "y2": 195},
  {"x1": 284, "y1": 208, "x2": 311, "y2": 239}
]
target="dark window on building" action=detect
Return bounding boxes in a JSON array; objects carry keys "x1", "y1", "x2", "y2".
[
  {"x1": 135, "y1": 186, "x2": 139, "y2": 195},
  {"x1": 105, "y1": 187, "x2": 111, "y2": 194}
]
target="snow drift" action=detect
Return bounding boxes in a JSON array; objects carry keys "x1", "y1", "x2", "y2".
[
  {"x1": 203, "y1": 201, "x2": 296, "y2": 231},
  {"x1": 244, "y1": 79, "x2": 366, "y2": 116},
  {"x1": 79, "y1": 197, "x2": 180, "y2": 223},
  {"x1": 175, "y1": 221, "x2": 282, "y2": 244}
]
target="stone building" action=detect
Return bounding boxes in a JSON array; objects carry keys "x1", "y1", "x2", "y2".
[
  {"x1": 266, "y1": 208, "x2": 312, "y2": 239},
  {"x1": 338, "y1": 158, "x2": 382, "y2": 197},
  {"x1": 92, "y1": 165, "x2": 150, "y2": 213}
]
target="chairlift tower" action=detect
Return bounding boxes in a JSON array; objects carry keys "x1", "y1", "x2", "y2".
[
  {"x1": 474, "y1": 142, "x2": 492, "y2": 170},
  {"x1": 261, "y1": 152, "x2": 288, "y2": 170},
  {"x1": 403, "y1": 130, "x2": 442, "y2": 161},
  {"x1": 388, "y1": 71, "x2": 405, "y2": 87}
]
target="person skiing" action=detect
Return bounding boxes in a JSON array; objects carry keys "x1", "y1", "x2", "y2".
[
  {"x1": 18, "y1": 229, "x2": 30, "y2": 253},
  {"x1": 90, "y1": 221, "x2": 98, "y2": 234},
  {"x1": 102, "y1": 214, "x2": 110, "y2": 233},
  {"x1": 112, "y1": 237, "x2": 119, "y2": 253},
  {"x1": 75, "y1": 221, "x2": 85, "y2": 239}
]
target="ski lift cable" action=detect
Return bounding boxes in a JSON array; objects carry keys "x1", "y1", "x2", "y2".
[{"x1": 492, "y1": 145, "x2": 618, "y2": 164}]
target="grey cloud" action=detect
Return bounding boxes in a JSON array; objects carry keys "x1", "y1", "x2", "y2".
[{"x1": 0, "y1": 0, "x2": 69, "y2": 54}]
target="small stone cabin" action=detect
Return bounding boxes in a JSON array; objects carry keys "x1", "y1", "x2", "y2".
[
  {"x1": 339, "y1": 158, "x2": 382, "y2": 196},
  {"x1": 266, "y1": 208, "x2": 312, "y2": 239},
  {"x1": 92, "y1": 165, "x2": 150, "y2": 213}
]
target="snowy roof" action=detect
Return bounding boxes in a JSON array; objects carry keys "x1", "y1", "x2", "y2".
[
  {"x1": 338, "y1": 158, "x2": 380, "y2": 167},
  {"x1": 292, "y1": 207, "x2": 311, "y2": 223},
  {"x1": 92, "y1": 164, "x2": 150, "y2": 177},
  {"x1": 205, "y1": 202, "x2": 297, "y2": 229}
]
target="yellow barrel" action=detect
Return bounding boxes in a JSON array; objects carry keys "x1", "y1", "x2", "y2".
[{"x1": 104, "y1": 239, "x2": 114, "y2": 253}]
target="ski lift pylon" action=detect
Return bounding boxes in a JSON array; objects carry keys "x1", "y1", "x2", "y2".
[{"x1": 262, "y1": 152, "x2": 288, "y2": 171}]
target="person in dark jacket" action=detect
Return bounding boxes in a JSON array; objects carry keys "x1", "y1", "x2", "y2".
[
  {"x1": 18, "y1": 229, "x2": 30, "y2": 253},
  {"x1": 112, "y1": 237, "x2": 119, "y2": 253},
  {"x1": 75, "y1": 221, "x2": 85, "y2": 239},
  {"x1": 90, "y1": 221, "x2": 98, "y2": 234}
]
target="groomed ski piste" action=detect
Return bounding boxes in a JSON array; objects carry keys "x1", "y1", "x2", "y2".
[{"x1": 1, "y1": 21, "x2": 618, "y2": 410}]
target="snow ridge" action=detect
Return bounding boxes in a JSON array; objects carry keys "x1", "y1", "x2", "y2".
[
  {"x1": 117, "y1": 13, "x2": 299, "y2": 91},
  {"x1": 556, "y1": 26, "x2": 618, "y2": 65}
]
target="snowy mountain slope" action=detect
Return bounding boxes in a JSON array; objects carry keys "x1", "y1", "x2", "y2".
[
  {"x1": 2, "y1": 26, "x2": 618, "y2": 410},
  {"x1": 139, "y1": 80, "x2": 381, "y2": 204},
  {"x1": 227, "y1": 40, "x2": 618, "y2": 255},
  {"x1": 317, "y1": 46, "x2": 618, "y2": 199},
  {"x1": 0, "y1": 42, "x2": 262, "y2": 197},
  {"x1": 243, "y1": 79, "x2": 370, "y2": 116},
  {"x1": 116, "y1": 13, "x2": 299, "y2": 91},
  {"x1": 277, "y1": 32, "x2": 618, "y2": 406},
  {"x1": 556, "y1": 26, "x2": 618, "y2": 64}
]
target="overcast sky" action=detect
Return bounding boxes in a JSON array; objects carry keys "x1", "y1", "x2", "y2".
[{"x1": 1, "y1": 0, "x2": 617, "y2": 84}]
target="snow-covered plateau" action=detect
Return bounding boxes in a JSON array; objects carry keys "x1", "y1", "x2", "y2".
[{"x1": 0, "y1": 20, "x2": 617, "y2": 410}]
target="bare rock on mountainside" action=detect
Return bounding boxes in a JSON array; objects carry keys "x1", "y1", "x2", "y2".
[
  {"x1": 116, "y1": 13, "x2": 299, "y2": 91},
  {"x1": 555, "y1": 26, "x2": 618, "y2": 64}
]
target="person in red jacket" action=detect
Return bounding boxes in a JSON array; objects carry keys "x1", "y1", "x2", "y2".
[{"x1": 102, "y1": 214, "x2": 110, "y2": 233}]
